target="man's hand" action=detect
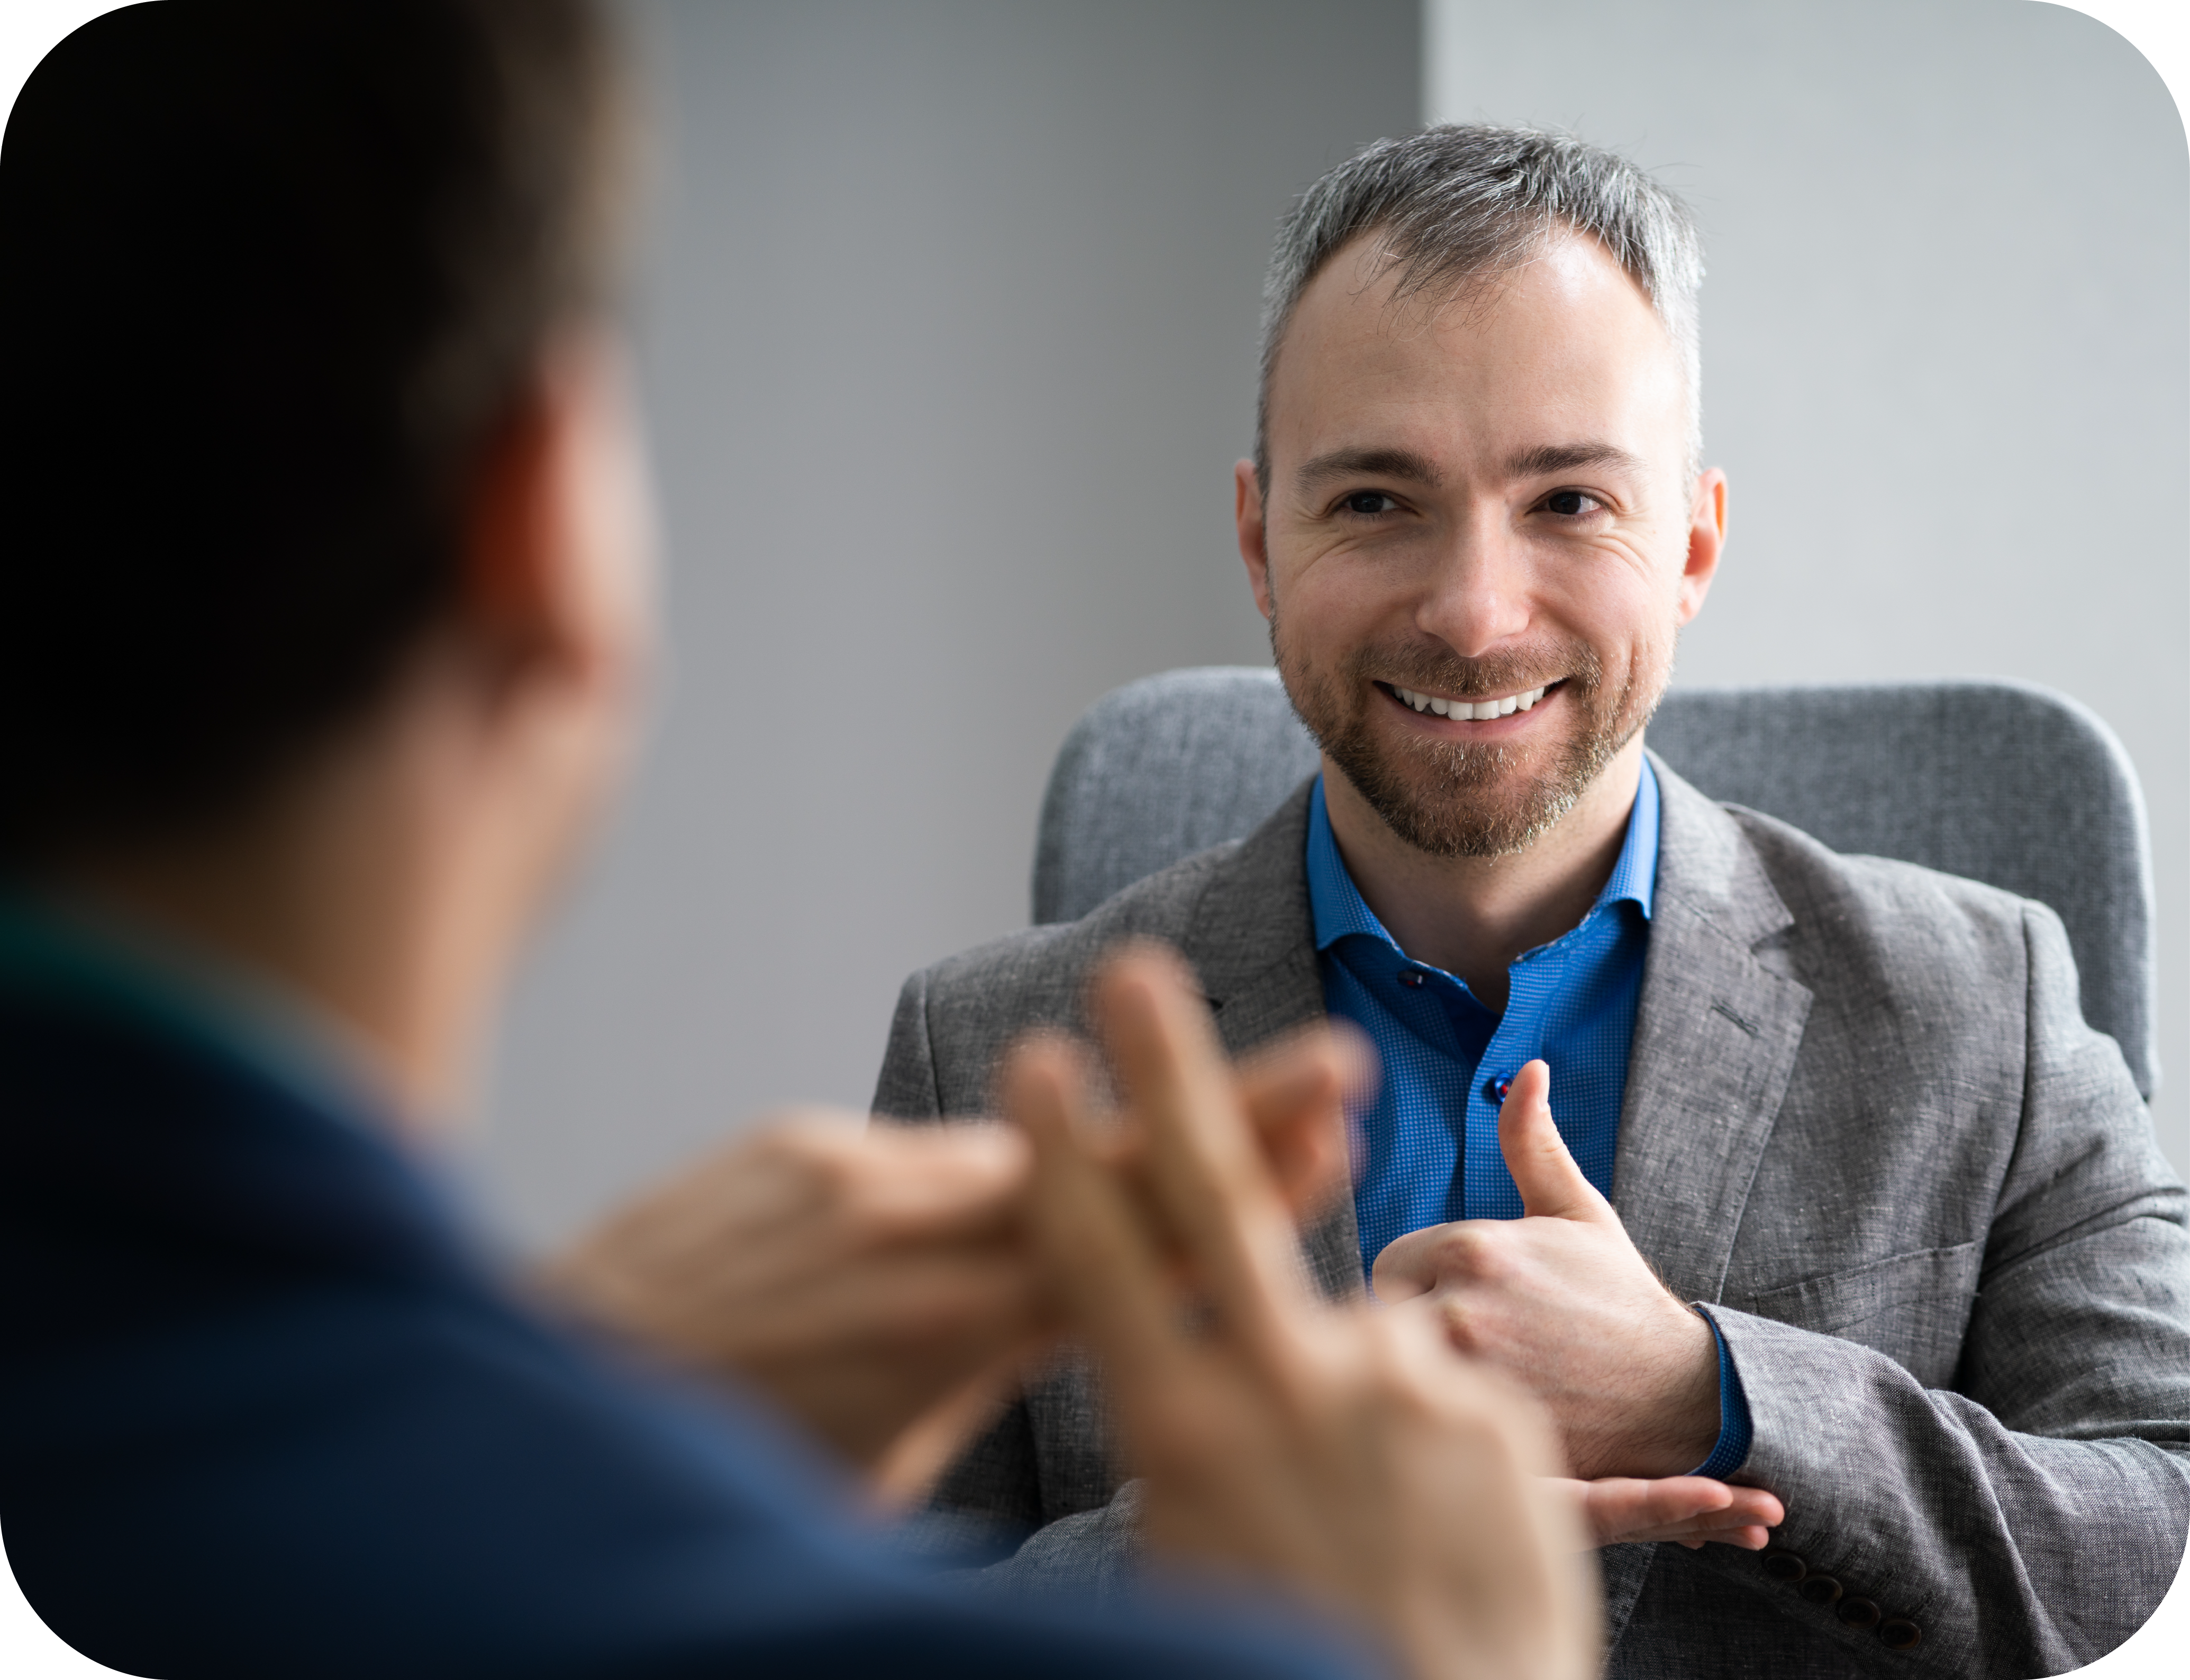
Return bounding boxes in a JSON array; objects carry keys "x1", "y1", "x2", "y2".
[
  {"x1": 542, "y1": 1052, "x2": 1352, "y2": 1510},
  {"x1": 1373, "y1": 1061, "x2": 1724, "y2": 1481},
  {"x1": 545, "y1": 1115, "x2": 1042, "y2": 1508},
  {"x1": 1001, "y1": 948, "x2": 1597, "y2": 1680},
  {"x1": 1554, "y1": 1476, "x2": 1783, "y2": 1551}
]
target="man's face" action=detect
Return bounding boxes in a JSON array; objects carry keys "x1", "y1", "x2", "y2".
[{"x1": 1239, "y1": 231, "x2": 1723, "y2": 858}]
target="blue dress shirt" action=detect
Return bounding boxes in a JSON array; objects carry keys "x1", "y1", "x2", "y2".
[{"x1": 1307, "y1": 762, "x2": 1751, "y2": 1477}]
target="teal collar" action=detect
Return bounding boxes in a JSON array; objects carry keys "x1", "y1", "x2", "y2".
[{"x1": 0, "y1": 887, "x2": 395, "y2": 1128}]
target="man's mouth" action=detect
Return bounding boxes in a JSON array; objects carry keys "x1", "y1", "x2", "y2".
[{"x1": 1380, "y1": 680, "x2": 1555, "y2": 720}]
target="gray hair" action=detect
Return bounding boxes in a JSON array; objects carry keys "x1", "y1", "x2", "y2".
[{"x1": 1255, "y1": 124, "x2": 1705, "y2": 491}]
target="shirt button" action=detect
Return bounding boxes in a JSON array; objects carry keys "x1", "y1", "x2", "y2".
[
  {"x1": 1398, "y1": 970, "x2": 1424, "y2": 988},
  {"x1": 1491, "y1": 1075, "x2": 1512, "y2": 1101}
]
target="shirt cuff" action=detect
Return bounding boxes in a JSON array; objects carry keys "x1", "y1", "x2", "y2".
[{"x1": 1685, "y1": 1304, "x2": 1753, "y2": 1479}]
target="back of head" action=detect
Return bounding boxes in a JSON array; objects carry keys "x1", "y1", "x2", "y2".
[
  {"x1": 0, "y1": 0, "x2": 624, "y2": 870},
  {"x1": 1256, "y1": 124, "x2": 1704, "y2": 487}
]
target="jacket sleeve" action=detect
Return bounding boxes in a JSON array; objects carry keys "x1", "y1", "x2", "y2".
[
  {"x1": 1700, "y1": 902, "x2": 2190, "y2": 1676},
  {"x1": 872, "y1": 970, "x2": 946, "y2": 1122}
]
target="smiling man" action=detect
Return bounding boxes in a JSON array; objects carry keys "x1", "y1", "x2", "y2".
[{"x1": 873, "y1": 126, "x2": 2190, "y2": 1677}]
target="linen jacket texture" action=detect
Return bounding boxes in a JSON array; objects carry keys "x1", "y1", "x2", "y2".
[{"x1": 871, "y1": 756, "x2": 2190, "y2": 1679}]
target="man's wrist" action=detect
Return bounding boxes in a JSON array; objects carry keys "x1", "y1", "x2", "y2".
[{"x1": 1633, "y1": 1301, "x2": 1723, "y2": 1475}]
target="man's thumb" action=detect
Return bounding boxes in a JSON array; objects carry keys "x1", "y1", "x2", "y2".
[{"x1": 1497, "y1": 1060, "x2": 1605, "y2": 1221}]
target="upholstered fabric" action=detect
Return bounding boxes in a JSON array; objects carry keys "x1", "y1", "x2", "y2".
[{"x1": 1032, "y1": 668, "x2": 2158, "y2": 1098}]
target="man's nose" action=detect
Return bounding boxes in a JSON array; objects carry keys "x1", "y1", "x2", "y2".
[{"x1": 1415, "y1": 518, "x2": 1532, "y2": 658}]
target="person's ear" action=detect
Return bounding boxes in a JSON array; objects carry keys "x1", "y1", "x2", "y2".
[
  {"x1": 1235, "y1": 459, "x2": 1275, "y2": 621},
  {"x1": 1676, "y1": 468, "x2": 1726, "y2": 626},
  {"x1": 459, "y1": 333, "x2": 655, "y2": 694}
]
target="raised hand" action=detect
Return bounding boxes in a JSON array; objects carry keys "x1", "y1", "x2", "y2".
[
  {"x1": 1001, "y1": 946, "x2": 1597, "y2": 1680},
  {"x1": 544, "y1": 1113, "x2": 1043, "y2": 1508},
  {"x1": 542, "y1": 1043, "x2": 1362, "y2": 1511},
  {"x1": 1372, "y1": 1061, "x2": 1728, "y2": 1483}
]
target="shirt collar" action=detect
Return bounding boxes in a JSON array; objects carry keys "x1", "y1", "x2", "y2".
[
  {"x1": 1307, "y1": 755, "x2": 1660, "y2": 956},
  {"x1": 0, "y1": 886, "x2": 396, "y2": 1127}
]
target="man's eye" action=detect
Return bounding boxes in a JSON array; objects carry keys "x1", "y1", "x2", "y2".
[
  {"x1": 1342, "y1": 491, "x2": 1400, "y2": 515},
  {"x1": 1543, "y1": 489, "x2": 1603, "y2": 517}
]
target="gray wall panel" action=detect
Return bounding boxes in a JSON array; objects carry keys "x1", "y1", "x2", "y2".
[
  {"x1": 1429, "y1": 0, "x2": 2188, "y2": 1173},
  {"x1": 474, "y1": 0, "x2": 1419, "y2": 1246}
]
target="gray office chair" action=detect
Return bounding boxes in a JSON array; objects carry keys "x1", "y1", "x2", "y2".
[{"x1": 1032, "y1": 666, "x2": 2159, "y2": 1099}]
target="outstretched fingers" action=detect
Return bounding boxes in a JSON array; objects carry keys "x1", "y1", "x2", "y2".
[
  {"x1": 1092, "y1": 947, "x2": 1311, "y2": 1364},
  {"x1": 995, "y1": 1032, "x2": 1192, "y2": 1403},
  {"x1": 1553, "y1": 1475, "x2": 1785, "y2": 1549},
  {"x1": 1234, "y1": 1019, "x2": 1370, "y2": 1217}
]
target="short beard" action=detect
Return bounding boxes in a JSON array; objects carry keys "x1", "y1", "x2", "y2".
[{"x1": 1273, "y1": 615, "x2": 1660, "y2": 860}]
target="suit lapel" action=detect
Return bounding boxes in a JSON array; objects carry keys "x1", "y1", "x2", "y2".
[
  {"x1": 1184, "y1": 779, "x2": 1325, "y2": 1055},
  {"x1": 1176, "y1": 779, "x2": 1362, "y2": 1299},
  {"x1": 1592, "y1": 760, "x2": 1813, "y2": 1649},
  {"x1": 1613, "y1": 755, "x2": 1813, "y2": 1305},
  {"x1": 1157, "y1": 760, "x2": 1814, "y2": 1308}
]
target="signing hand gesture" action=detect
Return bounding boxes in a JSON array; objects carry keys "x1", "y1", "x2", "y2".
[
  {"x1": 546, "y1": 1113, "x2": 1042, "y2": 1508},
  {"x1": 1373, "y1": 1061, "x2": 1782, "y2": 1548},
  {"x1": 543, "y1": 1053, "x2": 1360, "y2": 1511},
  {"x1": 1000, "y1": 947, "x2": 1598, "y2": 1680}
]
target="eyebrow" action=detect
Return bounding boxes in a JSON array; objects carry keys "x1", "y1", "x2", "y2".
[
  {"x1": 1292, "y1": 439, "x2": 1651, "y2": 495},
  {"x1": 1504, "y1": 441, "x2": 1649, "y2": 480},
  {"x1": 1293, "y1": 446, "x2": 1443, "y2": 491}
]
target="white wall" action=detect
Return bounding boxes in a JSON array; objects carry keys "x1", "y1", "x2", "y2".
[
  {"x1": 1428, "y1": 0, "x2": 2188, "y2": 1174},
  {"x1": 472, "y1": 0, "x2": 1419, "y2": 1246}
]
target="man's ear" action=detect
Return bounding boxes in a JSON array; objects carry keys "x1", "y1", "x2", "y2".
[
  {"x1": 459, "y1": 335, "x2": 653, "y2": 691},
  {"x1": 1235, "y1": 458, "x2": 1275, "y2": 621},
  {"x1": 1676, "y1": 468, "x2": 1727, "y2": 626}
]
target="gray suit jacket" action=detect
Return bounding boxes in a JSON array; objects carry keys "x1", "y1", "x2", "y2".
[{"x1": 873, "y1": 759, "x2": 2190, "y2": 1678}]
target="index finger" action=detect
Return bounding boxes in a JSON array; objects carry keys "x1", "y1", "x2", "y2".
[
  {"x1": 1092, "y1": 947, "x2": 1312, "y2": 1365},
  {"x1": 995, "y1": 1032, "x2": 1201, "y2": 1405}
]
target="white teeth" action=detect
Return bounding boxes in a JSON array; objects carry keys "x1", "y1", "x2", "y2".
[{"x1": 1395, "y1": 682, "x2": 1550, "y2": 718}]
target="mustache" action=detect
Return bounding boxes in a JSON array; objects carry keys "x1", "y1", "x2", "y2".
[{"x1": 1343, "y1": 640, "x2": 1602, "y2": 698}]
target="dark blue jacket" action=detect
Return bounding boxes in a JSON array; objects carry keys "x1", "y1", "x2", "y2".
[{"x1": 0, "y1": 964, "x2": 1369, "y2": 1679}]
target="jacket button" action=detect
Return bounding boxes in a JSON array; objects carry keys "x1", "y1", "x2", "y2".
[
  {"x1": 1761, "y1": 1549, "x2": 1807, "y2": 1583},
  {"x1": 1796, "y1": 1574, "x2": 1842, "y2": 1608},
  {"x1": 1836, "y1": 1597, "x2": 1882, "y2": 1630},
  {"x1": 1878, "y1": 1618, "x2": 1923, "y2": 1651}
]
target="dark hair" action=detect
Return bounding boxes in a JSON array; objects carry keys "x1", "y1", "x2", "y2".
[{"x1": 0, "y1": 0, "x2": 627, "y2": 866}]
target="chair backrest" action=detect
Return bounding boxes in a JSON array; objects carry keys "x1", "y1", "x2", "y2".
[{"x1": 1033, "y1": 666, "x2": 2158, "y2": 1099}]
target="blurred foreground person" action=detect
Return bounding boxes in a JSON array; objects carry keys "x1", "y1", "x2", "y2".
[{"x1": 0, "y1": 4, "x2": 1593, "y2": 1678}]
